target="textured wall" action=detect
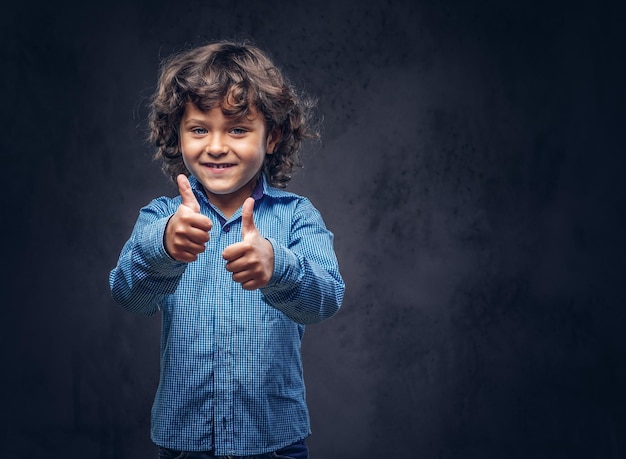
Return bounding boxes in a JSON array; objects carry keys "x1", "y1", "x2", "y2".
[{"x1": 2, "y1": 0, "x2": 625, "y2": 458}]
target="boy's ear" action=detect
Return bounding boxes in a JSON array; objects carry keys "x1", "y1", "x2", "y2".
[{"x1": 266, "y1": 128, "x2": 281, "y2": 154}]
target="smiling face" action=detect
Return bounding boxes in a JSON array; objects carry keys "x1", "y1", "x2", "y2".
[{"x1": 179, "y1": 102, "x2": 279, "y2": 217}]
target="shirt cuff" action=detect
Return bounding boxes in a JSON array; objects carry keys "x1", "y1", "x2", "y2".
[
  {"x1": 265, "y1": 237, "x2": 302, "y2": 288},
  {"x1": 137, "y1": 216, "x2": 186, "y2": 271}
]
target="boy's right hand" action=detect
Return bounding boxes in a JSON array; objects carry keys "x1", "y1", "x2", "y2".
[{"x1": 164, "y1": 174, "x2": 213, "y2": 262}]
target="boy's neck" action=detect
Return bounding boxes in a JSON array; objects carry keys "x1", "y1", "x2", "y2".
[{"x1": 202, "y1": 175, "x2": 262, "y2": 219}]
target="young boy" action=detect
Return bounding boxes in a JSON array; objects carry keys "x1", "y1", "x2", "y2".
[{"x1": 109, "y1": 41, "x2": 345, "y2": 459}]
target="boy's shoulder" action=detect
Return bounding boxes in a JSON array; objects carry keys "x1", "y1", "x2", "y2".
[
  {"x1": 262, "y1": 176, "x2": 311, "y2": 205},
  {"x1": 264, "y1": 184, "x2": 303, "y2": 201},
  {"x1": 139, "y1": 194, "x2": 181, "y2": 216},
  {"x1": 262, "y1": 185, "x2": 314, "y2": 213},
  {"x1": 263, "y1": 183, "x2": 321, "y2": 211}
]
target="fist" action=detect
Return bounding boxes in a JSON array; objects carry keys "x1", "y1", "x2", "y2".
[
  {"x1": 164, "y1": 174, "x2": 213, "y2": 262},
  {"x1": 222, "y1": 197, "x2": 274, "y2": 290}
]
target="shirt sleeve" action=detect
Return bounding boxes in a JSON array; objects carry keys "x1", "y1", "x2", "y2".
[
  {"x1": 260, "y1": 199, "x2": 345, "y2": 324},
  {"x1": 109, "y1": 198, "x2": 187, "y2": 315}
]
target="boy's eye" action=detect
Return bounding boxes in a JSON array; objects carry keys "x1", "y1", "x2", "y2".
[
  {"x1": 191, "y1": 127, "x2": 207, "y2": 135},
  {"x1": 230, "y1": 127, "x2": 247, "y2": 135}
]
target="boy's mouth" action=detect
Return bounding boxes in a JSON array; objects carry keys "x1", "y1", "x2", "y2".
[{"x1": 206, "y1": 163, "x2": 235, "y2": 169}]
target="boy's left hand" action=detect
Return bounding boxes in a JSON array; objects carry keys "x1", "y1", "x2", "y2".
[{"x1": 222, "y1": 198, "x2": 274, "y2": 290}]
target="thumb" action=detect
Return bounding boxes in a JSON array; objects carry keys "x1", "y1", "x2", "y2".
[
  {"x1": 241, "y1": 197, "x2": 257, "y2": 238},
  {"x1": 177, "y1": 174, "x2": 200, "y2": 212}
]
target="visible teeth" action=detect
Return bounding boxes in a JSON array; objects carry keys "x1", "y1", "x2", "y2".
[{"x1": 211, "y1": 164, "x2": 230, "y2": 168}]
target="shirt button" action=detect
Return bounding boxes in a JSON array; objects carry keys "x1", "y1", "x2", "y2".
[{"x1": 223, "y1": 225, "x2": 230, "y2": 233}]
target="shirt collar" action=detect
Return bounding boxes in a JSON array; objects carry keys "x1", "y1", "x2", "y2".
[{"x1": 251, "y1": 174, "x2": 265, "y2": 200}]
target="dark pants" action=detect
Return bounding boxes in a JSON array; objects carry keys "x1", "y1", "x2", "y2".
[{"x1": 157, "y1": 440, "x2": 308, "y2": 459}]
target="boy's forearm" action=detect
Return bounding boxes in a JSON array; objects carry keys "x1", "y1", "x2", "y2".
[
  {"x1": 110, "y1": 217, "x2": 187, "y2": 315},
  {"x1": 261, "y1": 238, "x2": 344, "y2": 324}
]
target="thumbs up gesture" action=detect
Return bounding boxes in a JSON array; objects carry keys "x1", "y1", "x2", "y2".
[
  {"x1": 222, "y1": 197, "x2": 274, "y2": 290},
  {"x1": 164, "y1": 174, "x2": 213, "y2": 262}
]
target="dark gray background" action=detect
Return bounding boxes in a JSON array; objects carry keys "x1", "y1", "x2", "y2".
[{"x1": 2, "y1": 0, "x2": 625, "y2": 457}]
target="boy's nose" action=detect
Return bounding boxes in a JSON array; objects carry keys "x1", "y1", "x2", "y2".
[{"x1": 204, "y1": 135, "x2": 227, "y2": 155}]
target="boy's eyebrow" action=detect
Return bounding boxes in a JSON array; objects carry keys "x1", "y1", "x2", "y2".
[{"x1": 182, "y1": 118, "x2": 207, "y2": 125}]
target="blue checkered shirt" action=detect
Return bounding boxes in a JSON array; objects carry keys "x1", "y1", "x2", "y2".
[{"x1": 109, "y1": 174, "x2": 344, "y2": 456}]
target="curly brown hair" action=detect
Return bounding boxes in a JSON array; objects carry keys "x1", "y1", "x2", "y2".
[{"x1": 148, "y1": 40, "x2": 318, "y2": 188}]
